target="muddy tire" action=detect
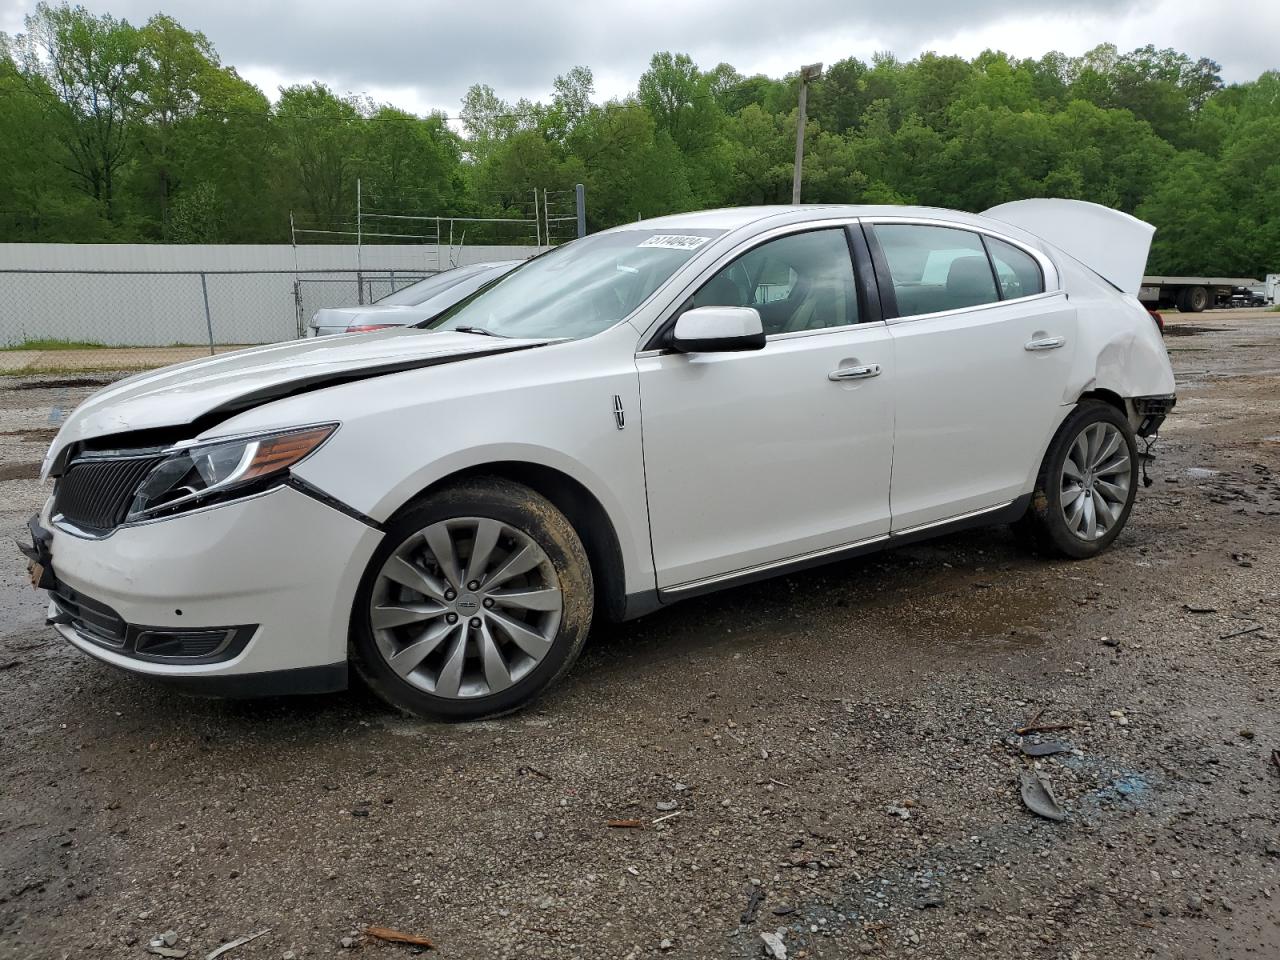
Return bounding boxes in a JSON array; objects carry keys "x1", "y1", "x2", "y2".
[
  {"x1": 1016, "y1": 401, "x2": 1139, "y2": 560},
  {"x1": 351, "y1": 477, "x2": 593, "y2": 721}
]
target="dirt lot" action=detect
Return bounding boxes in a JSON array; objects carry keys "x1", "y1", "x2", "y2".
[{"x1": 1, "y1": 310, "x2": 1278, "y2": 960}]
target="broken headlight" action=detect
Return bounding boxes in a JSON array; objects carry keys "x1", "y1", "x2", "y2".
[{"x1": 125, "y1": 424, "x2": 336, "y2": 522}]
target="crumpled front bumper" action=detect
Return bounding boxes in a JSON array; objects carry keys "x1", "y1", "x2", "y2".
[{"x1": 30, "y1": 484, "x2": 382, "y2": 696}]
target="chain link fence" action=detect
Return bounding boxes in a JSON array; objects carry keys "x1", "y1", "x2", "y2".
[{"x1": 0, "y1": 251, "x2": 536, "y2": 374}]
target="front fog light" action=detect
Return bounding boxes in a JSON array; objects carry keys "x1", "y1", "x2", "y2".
[{"x1": 126, "y1": 424, "x2": 336, "y2": 522}]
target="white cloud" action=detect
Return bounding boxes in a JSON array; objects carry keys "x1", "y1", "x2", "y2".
[{"x1": 2, "y1": 0, "x2": 1273, "y2": 115}]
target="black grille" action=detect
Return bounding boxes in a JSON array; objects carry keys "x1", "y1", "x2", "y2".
[
  {"x1": 50, "y1": 581, "x2": 128, "y2": 648},
  {"x1": 134, "y1": 630, "x2": 233, "y2": 659},
  {"x1": 53, "y1": 455, "x2": 162, "y2": 532}
]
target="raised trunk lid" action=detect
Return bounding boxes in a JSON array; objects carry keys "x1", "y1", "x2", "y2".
[{"x1": 983, "y1": 199, "x2": 1155, "y2": 295}]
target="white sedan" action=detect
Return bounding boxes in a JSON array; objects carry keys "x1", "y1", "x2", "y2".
[{"x1": 24, "y1": 201, "x2": 1175, "y2": 720}]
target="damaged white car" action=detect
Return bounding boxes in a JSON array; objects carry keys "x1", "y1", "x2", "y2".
[{"x1": 23, "y1": 200, "x2": 1175, "y2": 720}]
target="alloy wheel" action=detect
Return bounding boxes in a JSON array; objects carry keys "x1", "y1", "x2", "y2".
[
  {"x1": 369, "y1": 517, "x2": 563, "y2": 699},
  {"x1": 1059, "y1": 421, "x2": 1131, "y2": 541}
]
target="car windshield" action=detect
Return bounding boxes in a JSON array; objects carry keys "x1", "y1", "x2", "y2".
[
  {"x1": 429, "y1": 229, "x2": 724, "y2": 340},
  {"x1": 376, "y1": 265, "x2": 490, "y2": 306}
]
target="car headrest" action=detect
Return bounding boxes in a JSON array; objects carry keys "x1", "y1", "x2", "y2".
[{"x1": 946, "y1": 256, "x2": 995, "y2": 299}]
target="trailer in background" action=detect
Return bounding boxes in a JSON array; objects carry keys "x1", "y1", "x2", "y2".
[{"x1": 1139, "y1": 276, "x2": 1262, "y2": 312}]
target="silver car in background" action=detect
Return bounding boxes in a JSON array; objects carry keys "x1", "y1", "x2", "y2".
[{"x1": 308, "y1": 260, "x2": 521, "y2": 336}]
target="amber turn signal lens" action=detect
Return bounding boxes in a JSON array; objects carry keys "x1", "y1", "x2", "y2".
[{"x1": 241, "y1": 425, "x2": 335, "y2": 481}]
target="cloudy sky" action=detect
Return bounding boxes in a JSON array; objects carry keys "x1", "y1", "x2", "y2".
[{"x1": 2, "y1": 0, "x2": 1276, "y2": 121}]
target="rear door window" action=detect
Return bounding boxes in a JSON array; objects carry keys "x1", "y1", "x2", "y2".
[
  {"x1": 874, "y1": 224, "x2": 999, "y2": 316},
  {"x1": 985, "y1": 236, "x2": 1045, "y2": 300}
]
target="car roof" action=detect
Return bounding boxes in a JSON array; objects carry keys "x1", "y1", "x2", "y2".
[
  {"x1": 603, "y1": 204, "x2": 1055, "y2": 260},
  {"x1": 612, "y1": 204, "x2": 1016, "y2": 235}
]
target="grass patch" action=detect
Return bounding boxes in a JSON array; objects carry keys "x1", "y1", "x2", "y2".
[{"x1": 1, "y1": 338, "x2": 106, "y2": 351}]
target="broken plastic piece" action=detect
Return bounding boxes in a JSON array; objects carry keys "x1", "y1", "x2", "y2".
[{"x1": 1020, "y1": 770, "x2": 1067, "y2": 821}]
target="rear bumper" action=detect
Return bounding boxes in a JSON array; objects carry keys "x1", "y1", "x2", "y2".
[
  {"x1": 33, "y1": 484, "x2": 381, "y2": 694},
  {"x1": 1133, "y1": 394, "x2": 1176, "y2": 437}
]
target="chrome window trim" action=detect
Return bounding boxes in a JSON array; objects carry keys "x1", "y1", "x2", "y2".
[
  {"x1": 635, "y1": 217, "x2": 870, "y2": 355},
  {"x1": 863, "y1": 216, "x2": 1059, "y2": 324}
]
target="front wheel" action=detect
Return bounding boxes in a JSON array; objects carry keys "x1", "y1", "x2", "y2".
[
  {"x1": 1017, "y1": 401, "x2": 1139, "y2": 559},
  {"x1": 351, "y1": 477, "x2": 593, "y2": 721}
]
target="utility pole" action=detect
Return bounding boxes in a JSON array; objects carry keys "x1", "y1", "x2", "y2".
[
  {"x1": 792, "y1": 62, "x2": 823, "y2": 204},
  {"x1": 355, "y1": 177, "x2": 364, "y2": 304}
]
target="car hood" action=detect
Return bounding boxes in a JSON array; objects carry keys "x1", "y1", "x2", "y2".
[{"x1": 44, "y1": 329, "x2": 551, "y2": 474}]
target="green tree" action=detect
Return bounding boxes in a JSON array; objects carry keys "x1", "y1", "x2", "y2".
[{"x1": 7, "y1": 2, "x2": 143, "y2": 220}]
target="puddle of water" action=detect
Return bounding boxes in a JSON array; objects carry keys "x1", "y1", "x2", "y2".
[{"x1": 1163, "y1": 325, "x2": 1223, "y2": 337}]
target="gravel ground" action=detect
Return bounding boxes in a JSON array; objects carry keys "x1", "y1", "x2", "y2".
[{"x1": 1, "y1": 311, "x2": 1278, "y2": 960}]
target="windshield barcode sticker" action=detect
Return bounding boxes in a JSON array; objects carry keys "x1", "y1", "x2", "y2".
[{"x1": 639, "y1": 234, "x2": 711, "y2": 250}]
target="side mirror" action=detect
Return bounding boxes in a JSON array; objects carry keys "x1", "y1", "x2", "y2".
[{"x1": 671, "y1": 306, "x2": 766, "y2": 353}]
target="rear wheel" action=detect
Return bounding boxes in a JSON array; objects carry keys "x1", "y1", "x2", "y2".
[
  {"x1": 1177, "y1": 286, "x2": 1209, "y2": 313},
  {"x1": 1017, "y1": 401, "x2": 1138, "y2": 559},
  {"x1": 352, "y1": 478, "x2": 593, "y2": 721}
]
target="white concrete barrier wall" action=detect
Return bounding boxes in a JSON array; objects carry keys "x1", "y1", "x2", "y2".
[{"x1": 0, "y1": 243, "x2": 539, "y2": 347}]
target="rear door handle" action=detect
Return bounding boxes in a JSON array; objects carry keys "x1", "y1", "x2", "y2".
[
  {"x1": 829, "y1": 363, "x2": 881, "y2": 382},
  {"x1": 1025, "y1": 336, "x2": 1065, "y2": 351}
]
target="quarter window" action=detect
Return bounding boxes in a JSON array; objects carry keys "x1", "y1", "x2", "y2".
[
  {"x1": 985, "y1": 236, "x2": 1044, "y2": 300},
  {"x1": 686, "y1": 229, "x2": 861, "y2": 335},
  {"x1": 874, "y1": 224, "x2": 999, "y2": 316}
]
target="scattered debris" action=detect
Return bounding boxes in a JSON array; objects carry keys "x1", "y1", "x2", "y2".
[
  {"x1": 339, "y1": 936, "x2": 357, "y2": 949},
  {"x1": 1020, "y1": 771, "x2": 1067, "y2": 822},
  {"x1": 651, "y1": 811, "x2": 682, "y2": 826},
  {"x1": 1183, "y1": 603, "x2": 1217, "y2": 614},
  {"x1": 1219, "y1": 624, "x2": 1262, "y2": 640},
  {"x1": 1020, "y1": 740, "x2": 1071, "y2": 757},
  {"x1": 656, "y1": 800, "x2": 678, "y2": 812},
  {"x1": 204, "y1": 929, "x2": 269, "y2": 960},
  {"x1": 658, "y1": 938, "x2": 674, "y2": 951},
  {"x1": 1014, "y1": 707, "x2": 1074, "y2": 736},
  {"x1": 741, "y1": 887, "x2": 765, "y2": 925},
  {"x1": 147, "y1": 932, "x2": 186, "y2": 957},
  {"x1": 516, "y1": 765, "x2": 551, "y2": 780},
  {"x1": 771, "y1": 905, "x2": 795, "y2": 917},
  {"x1": 760, "y1": 930, "x2": 787, "y2": 960},
  {"x1": 885, "y1": 804, "x2": 912, "y2": 820},
  {"x1": 1099, "y1": 635, "x2": 1121, "y2": 647},
  {"x1": 366, "y1": 925, "x2": 435, "y2": 949},
  {"x1": 606, "y1": 819, "x2": 646, "y2": 829}
]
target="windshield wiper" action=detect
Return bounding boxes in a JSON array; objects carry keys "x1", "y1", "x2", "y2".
[{"x1": 453, "y1": 325, "x2": 505, "y2": 338}]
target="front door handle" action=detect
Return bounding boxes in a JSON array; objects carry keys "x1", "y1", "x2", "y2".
[
  {"x1": 1025, "y1": 336, "x2": 1066, "y2": 351},
  {"x1": 829, "y1": 363, "x2": 881, "y2": 382}
]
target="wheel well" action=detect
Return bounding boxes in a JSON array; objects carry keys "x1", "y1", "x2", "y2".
[
  {"x1": 1078, "y1": 388, "x2": 1127, "y2": 416},
  {"x1": 412, "y1": 462, "x2": 628, "y2": 624}
]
